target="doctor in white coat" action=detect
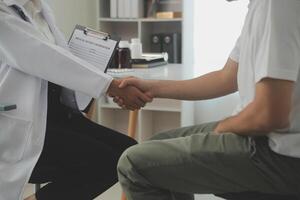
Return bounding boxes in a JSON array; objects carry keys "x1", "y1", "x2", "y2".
[{"x1": 0, "y1": 0, "x2": 151, "y2": 199}]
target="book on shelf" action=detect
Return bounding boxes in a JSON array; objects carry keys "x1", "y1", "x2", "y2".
[
  {"x1": 117, "y1": 0, "x2": 125, "y2": 18},
  {"x1": 131, "y1": 0, "x2": 144, "y2": 18},
  {"x1": 146, "y1": 0, "x2": 158, "y2": 18},
  {"x1": 156, "y1": 11, "x2": 182, "y2": 19},
  {"x1": 116, "y1": 0, "x2": 144, "y2": 18},
  {"x1": 110, "y1": 0, "x2": 118, "y2": 18},
  {"x1": 124, "y1": 0, "x2": 131, "y2": 18}
]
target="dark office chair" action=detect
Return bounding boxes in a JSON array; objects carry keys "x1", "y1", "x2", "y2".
[
  {"x1": 216, "y1": 192, "x2": 299, "y2": 200},
  {"x1": 34, "y1": 101, "x2": 97, "y2": 193}
]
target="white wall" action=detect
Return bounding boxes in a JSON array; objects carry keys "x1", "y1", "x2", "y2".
[
  {"x1": 193, "y1": 0, "x2": 248, "y2": 124},
  {"x1": 181, "y1": 0, "x2": 196, "y2": 127},
  {"x1": 45, "y1": 0, "x2": 97, "y2": 38},
  {"x1": 190, "y1": 3, "x2": 248, "y2": 199}
]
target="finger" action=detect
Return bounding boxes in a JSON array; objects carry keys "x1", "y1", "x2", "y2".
[
  {"x1": 108, "y1": 93, "x2": 115, "y2": 98},
  {"x1": 132, "y1": 88, "x2": 151, "y2": 105},
  {"x1": 113, "y1": 96, "x2": 123, "y2": 104},
  {"x1": 134, "y1": 98, "x2": 145, "y2": 108},
  {"x1": 116, "y1": 96, "x2": 122, "y2": 102},
  {"x1": 126, "y1": 92, "x2": 144, "y2": 108},
  {"x1": 145, "y1": 92, "x2": 154, "y2": 100},
  {"x1": 113, "y1": 97, "x2": 123, "y2": 105},
  {"x1": 119, "y1": 80, "x2": 130, "y2": 88},
  {"x1": 121, "y1": 101, "x2": 136, "y2": 110},
  {"x1": 119, "y1": 78, "x2": 138, "y2": 89},
  {"x1": 116, "y1": 98, "x2": 124, "y2": 105},
  {"x1": 139, "y1": 99, "x2": 146, "y2": 107},
  {"x1": 117, "y1": 102, "x2": 124, "y2": 108},
  {"x1": 125, "y1": 88, "x2": 146, "y2": 108},
  {"x1": 127, "y1": 101, "x2": 141, "y2": 110},
  {"x1": 124, "y1": 76, "x2": 135, "y2": 79},
  {"x1": 125, "y1": 101, "x2": 139, "y2": 110},
  {"x1": 113, "y1": 97, "x2": 119, "y2": 103},
  {"x1": 117, "y1": 99, "x2": 125, "y2": 107},
  {"x1": 127, "y1": 105, "x2": 137, "y2": 111},
  {"x1": 138, "y1": 92, "x2": 152, "y2": 103}
]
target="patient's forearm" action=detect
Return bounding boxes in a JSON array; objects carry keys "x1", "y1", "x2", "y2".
[
  {"x1": 214, "y1": 104, "x2": 269, "y2": 136},
  {"x1": 152, "y1": 70, "x2": 237, "y2": 100}
]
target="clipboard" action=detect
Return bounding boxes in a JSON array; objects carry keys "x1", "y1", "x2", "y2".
[
  {"x1": 68, "y1": 25, "x2": 119, "y2": 73},
  {"x1": 71, "y1": 25, "x2": 110, "y2": 41},
  {"x1": 68, "y1": 25, "x2": 120, "y2": 110}
]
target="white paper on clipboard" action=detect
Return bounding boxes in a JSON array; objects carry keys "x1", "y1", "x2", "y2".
[
  {"x1": 68, "y1": 25, "x2": 118, "y2": 110},
  {"x1": 69, "y1": 26, "x2": 117, "y2": 72}
]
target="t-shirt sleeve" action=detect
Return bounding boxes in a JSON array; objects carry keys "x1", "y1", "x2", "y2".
[
  {"x1": 254, "y1": 1, "x2": 300, "y2": 83},
  {"x1": 229, "y1": 37, "x2": 241, "y2": 63}
]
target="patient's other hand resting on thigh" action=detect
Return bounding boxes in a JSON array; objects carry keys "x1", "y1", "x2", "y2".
[{"x1": 107, "y1": 79, "x2": 153, "y2": 110}]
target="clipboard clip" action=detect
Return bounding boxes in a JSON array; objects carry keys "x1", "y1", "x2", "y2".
[{"x1": 83, "y1": 27, "x2": 110, "y2": 41}]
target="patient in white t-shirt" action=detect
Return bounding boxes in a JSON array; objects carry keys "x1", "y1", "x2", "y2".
[{"x1": 113, "y1": 0, "x2": 300, "y2": 199}]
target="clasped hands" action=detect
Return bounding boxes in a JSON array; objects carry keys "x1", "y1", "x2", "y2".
[{"x1": 107, "y1": 77, "x2": 154, "y2": 110}]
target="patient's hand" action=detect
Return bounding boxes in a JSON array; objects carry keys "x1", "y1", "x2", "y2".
[
  {"x1": 112, "y1": 77, "x2": 155, "y2": 109},
  {"x1": 119, "y1": 77, "x2": 156, "y2": 97},
  {"x1": 107, "y1": 79, "x2": 152, "y2": 110}
]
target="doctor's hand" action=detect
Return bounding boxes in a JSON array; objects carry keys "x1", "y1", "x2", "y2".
[
  {"x1": 107, "y1": 79, "x2": 152, "y2": 110},
  {"x1": 112, "y1": 77, "x2": 156, "y2": 108}
]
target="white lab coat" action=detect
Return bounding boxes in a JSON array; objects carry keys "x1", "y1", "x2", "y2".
[{"x1": 0, "y1": 0, "x2": 113, "y2": 199}]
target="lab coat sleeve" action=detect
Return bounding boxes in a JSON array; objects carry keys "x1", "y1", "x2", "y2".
[{"x1": 0, "y1": 12, "x2": 113, "y2": 98}]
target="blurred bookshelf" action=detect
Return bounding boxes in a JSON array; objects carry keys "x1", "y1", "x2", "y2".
[
  {"x1": 96, "y1": 0, "x2": 185, "y2": 146},
  {"x1": 96, "y1": 0, "x2": 183, "y2": 61}
]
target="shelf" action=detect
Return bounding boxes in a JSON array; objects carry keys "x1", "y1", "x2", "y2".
[
  {"x1": 99, "y1": 18, "x2": 139, "y2": 22},
  {"x1": 100, "y1": 103, "x2": 181, "y2": 113},
  {"x1": 98, "y1": 17, "x2": 183, "y2": 23},
  {"x1": 158, "y1": 0, "x2": 182, "y2": 5},
  {"x1": 99, "y1": 97, "x2": 182, "y2": 113},
  {"x1": 141, "y1": 18, "x2": 182, "y2": 22}
]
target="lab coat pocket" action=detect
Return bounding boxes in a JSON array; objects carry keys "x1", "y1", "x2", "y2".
[{"x1": 0, "y1": 114, "x2": 32, "y2": 163}]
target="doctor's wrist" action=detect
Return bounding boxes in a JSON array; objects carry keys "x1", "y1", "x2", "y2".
[{"x1": 107, "y1": 79, "x2": 121, "y2": 97}]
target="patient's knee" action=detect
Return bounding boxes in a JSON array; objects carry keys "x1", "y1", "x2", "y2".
[{"x1": 117, "y1": 145, "x2": 140, "y2": 176}]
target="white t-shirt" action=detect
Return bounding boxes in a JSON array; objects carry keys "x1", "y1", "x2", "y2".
[{"x1": 230, "y1": 0, "x2": 300, "y2": 158}]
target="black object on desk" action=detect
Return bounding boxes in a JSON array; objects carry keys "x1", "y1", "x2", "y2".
[
  {"x1": 150, "y1": 33, "x2": 181, "y2": 63},
  {"x1": 131, "y1": 54, "x2": 168, "y2": 68},
  {"x1": 162, "y1": 33, "x2": 181, "y2": 63},
  {"x1": 151, "y1": 34, "x2": 162, "y2": 53}
]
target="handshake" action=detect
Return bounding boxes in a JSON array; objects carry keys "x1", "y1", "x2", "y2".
[{"x1": 107, "y1": 77, "x2": 155, "y2": 110}]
